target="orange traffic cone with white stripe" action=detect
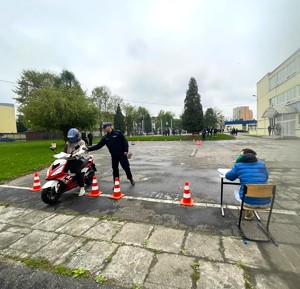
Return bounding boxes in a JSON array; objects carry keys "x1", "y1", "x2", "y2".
[
  {"x1": 30, "y1": 172, "x2": 42, "y2": 192},
  {"x1": 87, "y1": 175, "x2": 102, "y2": 197},
  {"x1": 180, "y1": 181, "x2": 194, "y2": 206},
  {"x1": 110, "y1": 177, "x2": 125, "y2": 200}
]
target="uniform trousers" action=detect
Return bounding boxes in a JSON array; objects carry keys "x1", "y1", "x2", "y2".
[{"x1": 111, "y1": 154, "x2": 132, "y2": 181}]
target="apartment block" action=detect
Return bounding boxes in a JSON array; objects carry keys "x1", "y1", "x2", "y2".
[{"x1": 233, "y1": 106, "x2": 253, "y2": 120}]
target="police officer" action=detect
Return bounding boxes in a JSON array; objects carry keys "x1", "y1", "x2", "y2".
[{"x1": 87, "y1": 122, "x2": 135, "y2": 186}]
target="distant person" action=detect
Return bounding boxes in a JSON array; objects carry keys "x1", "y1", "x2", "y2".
[
  {"x1": 81, "y1": 131, "x2": 88, "y2": 145},
  {"x1": 201, "y1": 128, "x2": 207, "y2": 141},
  {"x1": 87, "y1": 122, "x2": 135, "y2": 187},
  {"x1": 225, "y1": 148, "x2": 270, "y2": 220},
  {"x1": 268, "y1": 125, "x2": 272, "y2": 136},
  {"x1": 88, "y1": 131, "x2": 93, "y2": 146}
]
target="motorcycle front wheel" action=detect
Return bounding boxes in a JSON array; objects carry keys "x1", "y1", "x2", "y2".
[{"x1": 41, "y1": 186, "x2": 62, "y2": 205}]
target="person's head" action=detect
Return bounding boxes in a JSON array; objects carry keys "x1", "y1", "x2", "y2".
[
  {"x1": 241, "y1": 148, "x2": 256, "y2": 155},
  {"x1": 67, "y1": 128, "x2": 80, "y2": 143},
  {"x1": 236, "y1": 148, "x2": 257, "y2": 162},
  {"x1": 102, "y1": 122, "x2": 112, "y2": 133}
]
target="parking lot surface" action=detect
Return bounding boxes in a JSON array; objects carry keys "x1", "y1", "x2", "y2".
[{"x1": 0, "y1": 134, "x2": 299, "y2": 288}]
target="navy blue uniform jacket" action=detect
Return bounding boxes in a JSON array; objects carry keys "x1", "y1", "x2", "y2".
[{"x1": 88, "y1": 129, "x2": 128, "y2": 155}]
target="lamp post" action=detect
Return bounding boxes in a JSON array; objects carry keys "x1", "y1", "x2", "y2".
[
  {"x1": 139, "y1": 115, "x2": 144, "y2": 135},
  {"x1": 252, "y1": 94, "x2": 258, "y2": 135}
]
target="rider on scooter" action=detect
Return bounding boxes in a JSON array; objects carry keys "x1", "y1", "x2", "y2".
[{"x1": 63, "y1": 128, "x2": 86, "y2": 196}]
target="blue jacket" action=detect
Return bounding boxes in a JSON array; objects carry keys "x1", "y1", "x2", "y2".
[{"x1": 225, "y1": 154, "x2": 270, "y2": 205}]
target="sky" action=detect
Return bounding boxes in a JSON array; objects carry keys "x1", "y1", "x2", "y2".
[{"x1": 0, "y1": 0, "x2": 299, "y2": 119}]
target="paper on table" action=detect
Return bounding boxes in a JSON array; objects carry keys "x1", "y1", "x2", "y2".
[{"x1": 218, "y1": 168, "x2": 230, "y2": 177}]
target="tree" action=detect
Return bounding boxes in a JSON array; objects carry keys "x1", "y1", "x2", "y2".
[
  {"x1": 155, "y1": 110, "x2": 175, "y2": 133},
  {"x1": 55, "y1": 69, "x2": 82, "y2": 90},
  {"x1": 144, "y1": 113, "x2": 152, "y2": 133},
  {"x1": 203, "y1": 108, "x2": 218, "y2": 128},
  {"x1": 15, "y1": 69, "x2": 99, "y2": 139},
  {"x1": 181, "y1": 77, "x2": 203, "y2": 132},
  {"x1": 90, "y1": 86, "x2": 124, "y2": 134},
  {"x1": 135, "y1": 106, "x2": 150, "y2": 134},
  {"x1": 122, "y1": 103, "x2": 135, "y2": 135},
  {"x1": 213, "y1": 107, "x2": 225, "y2": 129},
  {"x1": 13, "y1": 69, "x2": 58, "y2": 106},
  {"x1": 16, "y1": 115, "x2": 27, "y2": 132},
  {"x1": 114, "y1": 104, "x2": 125, "y2": 133}
]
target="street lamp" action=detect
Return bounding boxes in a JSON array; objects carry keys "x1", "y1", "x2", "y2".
[{"x1": 139, "y1": 115, "x2": 144, "y2": 134}]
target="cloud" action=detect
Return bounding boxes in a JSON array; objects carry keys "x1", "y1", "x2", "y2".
[{"x1": 0, "y1": 0, "x2": 299, "y2": 120}]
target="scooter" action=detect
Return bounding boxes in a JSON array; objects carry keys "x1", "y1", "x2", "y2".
[{"x1": 41, "y1": 145, "x2": 97, "y2": 204}]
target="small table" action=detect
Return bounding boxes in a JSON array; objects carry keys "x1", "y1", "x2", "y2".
[{"x1": 218, "y1": 168, "x2": 240, "y2": 217}]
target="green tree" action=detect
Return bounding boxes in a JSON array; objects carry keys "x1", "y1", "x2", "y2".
[
  {"x1": 203, "y1": 108, "x2": 218, "y2": 128},
  {"x1": 114, "y1": 104, "x2": 125, "y2": 133},
  {"x1": 213, "y1": 107, "x2": 225, "y2": 129},
  {"x1": 181, "y1": 77, "x2": 203, "y2": 132},
  {"x1": 16, "y1": 115, "x2": 27, "y2": 132},
  {"x1": 134, "y1": 106, "x2": 150, "y2": 134},
  {"x1": 155, "y1": 110, "x2": 175, "y2": 133},
  {"x1": 14, "y1": 69, "x2": 98, "y2": 139},
  {"x1": 122, "y1": 103, "x2": 135, "y2": 135},
  {"x1": 55, "y1": 69, "x2": 82, "y2": 89},
  {"x1": 13, "y1": 69, "x2": 58, "y2": 106},
  {"x1": 90, "y1": 86, "x2": 124, "y2": 134},
  {"x1": 144, "y1": 113, "x2": 152, "y2": 133}
]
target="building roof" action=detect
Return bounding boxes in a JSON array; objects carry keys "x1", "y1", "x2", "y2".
[
  {"x1": 262, "y1": 105, "x2": 298, "y2": 119},
  {"x1": 224, "y1": 120, "x2": 257, "y2": 125},
  {"x1": 0, "y1": 103, "x2": 15, "y2": 107}
]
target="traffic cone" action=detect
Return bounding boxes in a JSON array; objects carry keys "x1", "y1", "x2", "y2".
[
  {"x1": 110, "y1": 177, "x2": 125, "y2": 200},
  {"x1": 180, "y1": 181, "x2": 194, "y2": 206},
  {"x1": 87, "y1": 175, "x2": 102, "y2": 197},
  {"x1": 30, "y1": 172, "x2": 42, "y2": 192}
]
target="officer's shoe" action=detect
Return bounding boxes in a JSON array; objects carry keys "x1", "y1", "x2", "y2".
[{"x1": 130, "y1": 179, "x2": 135, "y2": 186}]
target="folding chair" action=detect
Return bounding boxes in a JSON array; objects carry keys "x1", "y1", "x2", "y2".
[{"x1": 237, "y1": 184, "x2": 278, "y2": 246}]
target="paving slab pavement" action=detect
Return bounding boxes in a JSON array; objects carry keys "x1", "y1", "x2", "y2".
[{"x1": 0, "y1": 204, "x2": 299, "y2": 289}]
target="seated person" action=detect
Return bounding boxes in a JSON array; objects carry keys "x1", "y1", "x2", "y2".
[{"x1": 225, "y1": 148, "x2": 270, "y2": 219}]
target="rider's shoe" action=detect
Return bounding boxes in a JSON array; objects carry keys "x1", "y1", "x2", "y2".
[
  {"x1": 78, "y1": 187, "x2": 85, "y2": 197},
  {"x1": 130, "y1": 179, "x2": 135, "y2": 186}
]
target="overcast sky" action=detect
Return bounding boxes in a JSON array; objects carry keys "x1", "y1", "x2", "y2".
[{"x1": 1, "y1": 0, "x2": 299, "y2": 119}]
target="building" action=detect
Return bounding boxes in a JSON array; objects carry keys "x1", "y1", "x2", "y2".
[
  {"x1": 224, "y1": 120, "x2": 257, "y2": 133},
  {"x1": 233, "y1": 106, "x2": 253, "y2": 120},
  {"x1": 0, "y1": 103, "x2": 17, "y2": 134},
  {"x1": 255, "y1": 48, "x2": 300, "y2": 137}
]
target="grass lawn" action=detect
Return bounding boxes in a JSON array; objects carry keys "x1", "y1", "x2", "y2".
[
  {"x1": 0, "y1": 140, "x2": 65, "y2": 184},
  {"x1": 0, "y1": 133, "x2": 234, "y2": 184}
]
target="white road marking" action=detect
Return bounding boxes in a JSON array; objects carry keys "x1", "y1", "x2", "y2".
[{"x1": 0, "y1": 184, "x2": 297, "y2": 216}]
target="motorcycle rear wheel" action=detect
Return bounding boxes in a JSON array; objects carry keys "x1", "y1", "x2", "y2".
[{"x1": 41, "y1": 186, "x2": 62, "y2": 205}]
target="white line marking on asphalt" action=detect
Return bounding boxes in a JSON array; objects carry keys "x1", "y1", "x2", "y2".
[
  {"x1": 0, "y1": 185, "x2": 297, "y2": 216},
  {"x1": 0, "y1": 185, "x2": 31, "y2": 190}
]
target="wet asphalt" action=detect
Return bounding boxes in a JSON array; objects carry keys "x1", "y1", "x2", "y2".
[{"x1": 0, "y1": 134, "x2": 299, "y2": 288}]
